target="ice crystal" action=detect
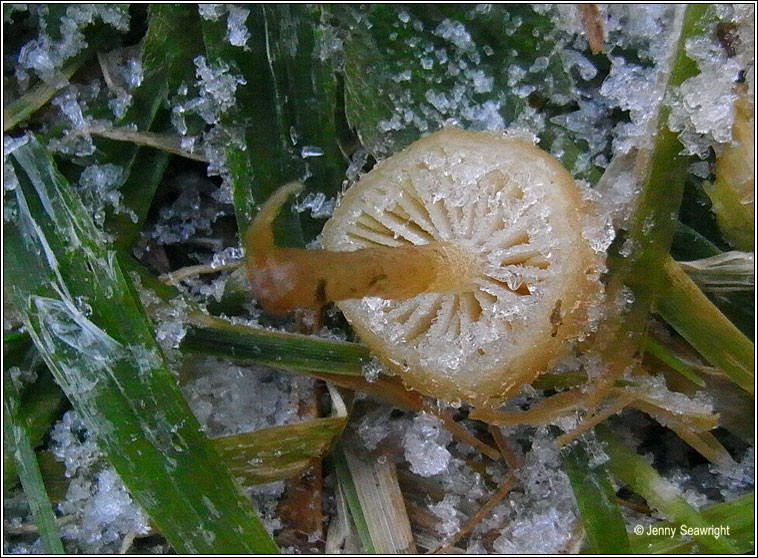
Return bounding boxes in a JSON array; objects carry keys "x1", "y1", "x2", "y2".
[
  {"x1": 17, "y1": 5, "x2": 129, "y2": 86},
  {"x1": 182, "y1": 356, "x2": 307, "y2": 437},
  {"x1": 50, "y1": 412, "x2": 149, "y2": 553},
  {"x1": 403, "y1": 412, "x2": 453, "y2": 477}
]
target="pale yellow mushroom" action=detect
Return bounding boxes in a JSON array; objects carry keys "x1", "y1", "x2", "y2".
[
  {"x1": 246, "y1": 128, "x2": 602, "y2": 407},
  {"x1": 706, "y1": 86, "x2": 754, "y2": 251}
]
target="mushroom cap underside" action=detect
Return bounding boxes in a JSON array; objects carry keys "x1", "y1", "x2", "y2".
[{"x1": 321, "y1": 127, "x2": 600, "y2": 407}]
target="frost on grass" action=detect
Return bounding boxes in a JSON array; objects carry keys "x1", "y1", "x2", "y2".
[
  {"x1": 50, "y1": 411, "x2": 150, "y2": 554},
  {"x1": 293, "y1": 191, "x2": 336, "y2": 220},
  {"x1": 171, "y1": 56, "x2": 246, "y2": 136},
  {"x1": 4, "y1": 489, "x2": 44, "y2": 554},
  {"x1": 169, "y1": 56, "x2": 247, "y2": 204},
  {"x1": 328, "y1": 6, "x2": 570, "y2": 156},
  {"x1": 75, "y1": 163, "x2": 137, "y2": 228},
  {"x1": 137, "y1": 173, "x2": 233, "y2": 255},
  {"x1": 7, "y1": 365, "x2": 38, "y2": 390},
  {"x1": 99, "y1": 46, "x2": 144, "y2": 119},
  {"x1": 428, "y1": 494, "x2": 462, "y2": 538},
  {"x1": 14, "y1": 4, "x2": 130, "y2": 87},
  {"x1": 48, "y1": 87, "x2": 96, "y2": 157},
  {"x1": 210, "y1": 245, "x2": 245, "y2": 268},
  {"x1": 3, "y1": 135, "x2": 25, "y2": 225},
  {"x1": 711, "y1": 446, "x2": 755, "y2": 501},
  {"x1": 600, "y1": 56, "x2": 663, "y2": 154},
  {"x1": 198, "y1": 4, "x2": 251, "y2": 49},
  {"x1": 356, "y1": 405, "x2": 398, "y2": 451},
  {"x1": 359, "y1": 356, "x2": 386, "y2": 383},
  {"x1": 187, "y1": 56, "x2": 246, "y2": 126}
]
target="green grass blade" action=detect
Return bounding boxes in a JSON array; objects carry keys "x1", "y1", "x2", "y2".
[
  {"x1": 4, "y1": 367, "x2": 67, "y2": 492},
  {"x1": 182, "y1": 313, "x2": 371, "y2": 375},
  {"x1": 629, "y1": 493, "x2": 754, "y2": 553},
  {"x1": 562, "y1": 440, "x2": 630, "y2": 553},
  {"x1": 332, "y1": 445, "x2": 377, "y2": 553},
  {"x1": 4, "y1": 372, "x2": 65, "y2": 554},
  {"x1": 671, "y1": 221, "x2": 723, "y2": 260},
  {"x1": 5, "y1": 135, "x2": 278, "y2": 554},
  {"x1": 4, "y1": 332, "x2": 67, "y2": 492},
  {"x1": 642, "y1": 335, "x2": 705, "y2": 387},
  {"x1": 612, "y1": 4, "x2": 708, "y2": 293},
  {"x1": 181, "y1": 313, "x2": 426, "y2": 412},
  {"x1": 102, "y1": 5, "x2": 205, "y2": 250},
  {"x1": 585, "y1": 6, "x2": 728, "y2": 428},
  {"x1": 200, "y1": 4, "x2": 346, "y2": 239},
  {"x1": 657, "y1": 256, "x2": 754, "y2": 393},
  {"x1": 338, "y1": 6, "x2": 570, "y2": 157},
  {"x1": 670, "y1": 224, "x2": 754, "y2": 339},
  {"x1": 214, "y1": 416, "x2": 347, "y2": 486},
  {"x1": 597, "y1": 426, "x2": 738, "y2": 554}
]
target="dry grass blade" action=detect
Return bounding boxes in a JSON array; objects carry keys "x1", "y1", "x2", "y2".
[
  {"x1": 578, "y1": 4, "x2": 605, "y2": 54},
  {"x1": 488, "y1": 426, "x2": 524, "y2": 469},
  {"x1": 341, "y1": 437, "x2": 418, "y2": 554},
  {"x1": 679, "y1": 251, "x2": 754, "y2": 292},
  {"x1": 277, "y1": 378, "x2": 324, "y2": 550},
  {"x1": 159, "y1": 261, "x2": 243, "y2": 286},
  {"x1": 325, "y1": 482, "x2": 361, "y2": 554},
  {"x1": 75, "y1": 126, "x2": 209, "y2": 162},
  {"x1": 431, "y1": 410, "x2": 501, "y2": 462},
  {"x1": 554, "y1": 391, "x2": 638, "y2": 447},
  {"x1": 213, "y1": 417, "x2": 347, "y2": 486}
]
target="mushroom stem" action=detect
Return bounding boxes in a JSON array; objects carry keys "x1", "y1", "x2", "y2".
[{"x1": 245, "y1": 183, "x2": 478, "y2": 314}]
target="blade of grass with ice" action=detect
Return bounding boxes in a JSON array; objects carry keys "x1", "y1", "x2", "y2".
[
  {"x1": 181, "y1": 313, "x2": 426, "y2": 411},
  {"x1": 611, "y1": 4, "x2": 707, "y2": 290},
  {"x1": 562, "y1": 440, "x2": 629, "y2": 554},
  {"x1": 5, "y1": 135, "x2": 278, "y2": 554},
  {"x1": 609, "y1": 5, "x2": 753, "y2": 391},
  {"x1": 588, "y1": 5, "x2": 721, "y2": 399},
  {"x1": 4, "y1": 372, "x2": 65, "y2": 554},
  {"x1": 597, "y1": 426, "x2": 738, "y2": 554},
  {"x1": 200, "y1": 4, "x2": 345, "y2": 239},
  {"x1": 101, "y1": 4, "x2": 205, "y2": 250},
  {"x1": 338, "y1": 6, "x2": 571, "y2": 157},
  {"x1": 123, "y1": 258, "x2": 424, "y2": 409}
]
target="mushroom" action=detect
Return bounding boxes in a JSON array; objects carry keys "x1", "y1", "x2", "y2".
[
  {"x1": 246, "y1": 128, "x2": 601, "y2": 407},
  {"x1": 707, "y1": 85, "x2": 754, "y2": 251}
]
